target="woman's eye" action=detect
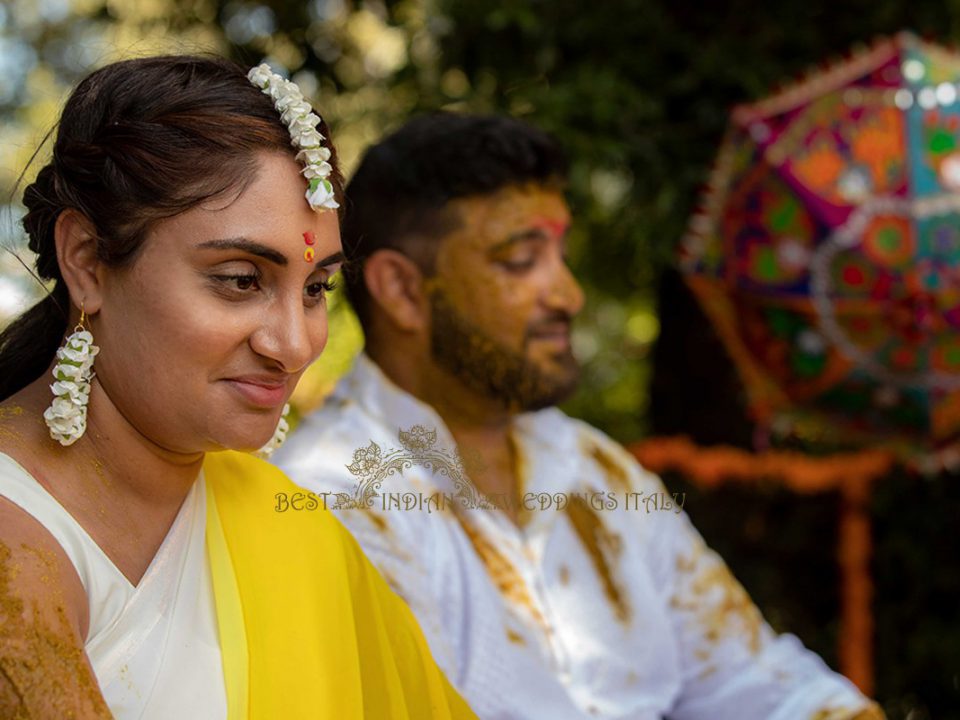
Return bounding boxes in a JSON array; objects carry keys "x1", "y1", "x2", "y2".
[
  {"x1": 233, "y1": 275, "x2": 258, "y2": 290},
  {"x1": 306, "y1": 278, "x2": 338, "y2": 300},
  {"x1": 213, "y1": 273, "x2": 261, "y2": 293}
]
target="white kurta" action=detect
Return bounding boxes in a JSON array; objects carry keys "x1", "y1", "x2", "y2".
[
  {"x1": 0, "y1": 452, "x2": 227, "y2": 719},
  {"x1": 275, "y1": 354, "x2": 876, "y2": 720}
]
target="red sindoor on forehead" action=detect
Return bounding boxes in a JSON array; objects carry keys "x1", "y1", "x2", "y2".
[
  {"x1": 534, "y1": 218, "x2": 569, "y2": 240},
  {"x1": 303, "y1": 231, "x2": 316, "y2": 245}
]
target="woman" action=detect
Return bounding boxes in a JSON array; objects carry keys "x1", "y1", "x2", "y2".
[{"x1": 0, "y1": 55, "x2": 475, "y2": 719}]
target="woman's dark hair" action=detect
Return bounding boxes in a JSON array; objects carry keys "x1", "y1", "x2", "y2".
[
  {"x1": 0, "y1": 55, "x2": 343, "y2": 401},
  {"x1": 340, "y1": 112, "x2": 567, "y2": 332}
]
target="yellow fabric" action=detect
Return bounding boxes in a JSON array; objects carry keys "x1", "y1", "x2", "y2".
[
  {"x1": 205, "y1": 482, "x2": 250, "y2": 720},
  {"x1": 203, "y1": 450, "x2": 477, "y2": 720}
]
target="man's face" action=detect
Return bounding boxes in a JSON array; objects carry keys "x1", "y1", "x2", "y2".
[{"x1": 427, "y1": 182, "x2": 585, "y2": 411}]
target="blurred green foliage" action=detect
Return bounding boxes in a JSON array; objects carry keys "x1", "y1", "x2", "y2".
[{"x1": 3, "y1": 0, "x2": 960, "y2": 716}]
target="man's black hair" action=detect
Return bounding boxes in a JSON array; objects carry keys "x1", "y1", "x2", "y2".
[{"x1": 341, "y1": 112, "x2": 569, "y2": 330}]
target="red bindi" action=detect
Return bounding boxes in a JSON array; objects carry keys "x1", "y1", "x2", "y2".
[{"x1": 303, "y1": 231, "x2": 316, "y2": 246}]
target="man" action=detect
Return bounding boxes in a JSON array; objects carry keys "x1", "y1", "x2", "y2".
[{"x1": 274, "y1": 113, "x2": 883, "y2": 719}]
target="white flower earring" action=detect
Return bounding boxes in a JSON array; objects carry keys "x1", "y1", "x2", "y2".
[
  {"x1": 44, "y1": 305, "x2": 99, "y2": 446},
  {"x1": 255, "y1": 403, "x2": 291, "y2": 460}
]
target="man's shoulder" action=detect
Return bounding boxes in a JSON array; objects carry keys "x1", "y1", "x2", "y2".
[
  {"x1": 530, "y1": 407, "x2": 668, "y2": 496},
  {"x1": 528, "y1": 406, "x2": 625, "y2": 452},
  {"x1": 292, "y1": 394, "x2": 384, "y2": 445},
  {"x1": 275, "y1": 397, "x2": 450, "y2": 549},
  {"x1": 277, "y1": 394, "x2": 447, "y2": 500}
]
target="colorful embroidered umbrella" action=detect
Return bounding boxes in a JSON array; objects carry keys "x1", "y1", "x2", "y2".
[{"x1": 681, "y1": 32, "x2": 960, "y2": 471}]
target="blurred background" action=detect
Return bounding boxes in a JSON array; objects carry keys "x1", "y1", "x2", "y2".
[{"x1": 2, "y1": 1, "x2": 959, "y2": 717}]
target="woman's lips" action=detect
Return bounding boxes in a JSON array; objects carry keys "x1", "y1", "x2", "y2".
[{"x1": 225, "y1": 377, "x2": 288, "y2": 408}]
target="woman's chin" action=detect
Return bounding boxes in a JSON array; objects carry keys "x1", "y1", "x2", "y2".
[{"x1": 203, "y1": 425, "x2": 277, "y2": 455}]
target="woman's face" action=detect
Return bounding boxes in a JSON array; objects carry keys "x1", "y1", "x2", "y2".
[{"x1": 91, "y1": 151, "x2": 343, "y2": 454}]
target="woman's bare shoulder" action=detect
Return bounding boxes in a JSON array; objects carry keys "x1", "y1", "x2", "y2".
[{"x1": 0, "y1": 497, "x2": 111, "y2": 719}]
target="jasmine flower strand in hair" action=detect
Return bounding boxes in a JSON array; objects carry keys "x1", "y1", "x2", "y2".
[{"x1": 247, "y1": 64, "x2": 338, "y2": 211}]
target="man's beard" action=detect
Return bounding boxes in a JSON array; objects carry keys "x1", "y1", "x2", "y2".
[{"x1": 429, "y1": 290, "x2": 580, "y2": 412}]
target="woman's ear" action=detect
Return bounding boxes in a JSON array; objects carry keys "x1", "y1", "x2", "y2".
[
  {"x1": 54, "y1": 209, "x2": 104, "y2": 315},
  {"x1": 363, "y1": 249, "x2": 429, "y2": 333}
]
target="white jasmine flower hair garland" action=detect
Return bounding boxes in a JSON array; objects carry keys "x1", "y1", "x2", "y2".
[{"x1": 247, "y1": 64, "x2": 339, "y2": 212}]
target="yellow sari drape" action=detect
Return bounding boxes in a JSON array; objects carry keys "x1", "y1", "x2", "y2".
[{"x1": 203, "y1": 451, "x2": 477, "y2": 719}]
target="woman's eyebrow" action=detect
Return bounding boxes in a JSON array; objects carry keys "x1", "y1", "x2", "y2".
[
  {"x1": 316, "y1": 251, "x2": 346, "y2": 267},
  {"x1": 197, "y1": 238, "x2": 288, "y2": 266}
]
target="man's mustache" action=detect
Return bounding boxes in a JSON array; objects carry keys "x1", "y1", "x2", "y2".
[{"x1": 526, "y1": 312, "x2": 574, "y2": 338}]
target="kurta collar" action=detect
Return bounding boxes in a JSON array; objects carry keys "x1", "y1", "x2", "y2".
[
  {"x1": 333, "y1": 353, "x2": 460, "y2": 454},
  {"x1": 332, "y1": 354, "x2": 589, "y2": 536}
]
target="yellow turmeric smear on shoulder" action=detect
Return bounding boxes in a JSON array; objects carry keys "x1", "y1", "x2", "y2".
[{"x1": 0, "y1": 540, "x2": 111, "y2": 718}]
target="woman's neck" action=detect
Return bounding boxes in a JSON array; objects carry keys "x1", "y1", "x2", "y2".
[{"x1": 0, "y1": 376, "x2": 203, "y2": 585}]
